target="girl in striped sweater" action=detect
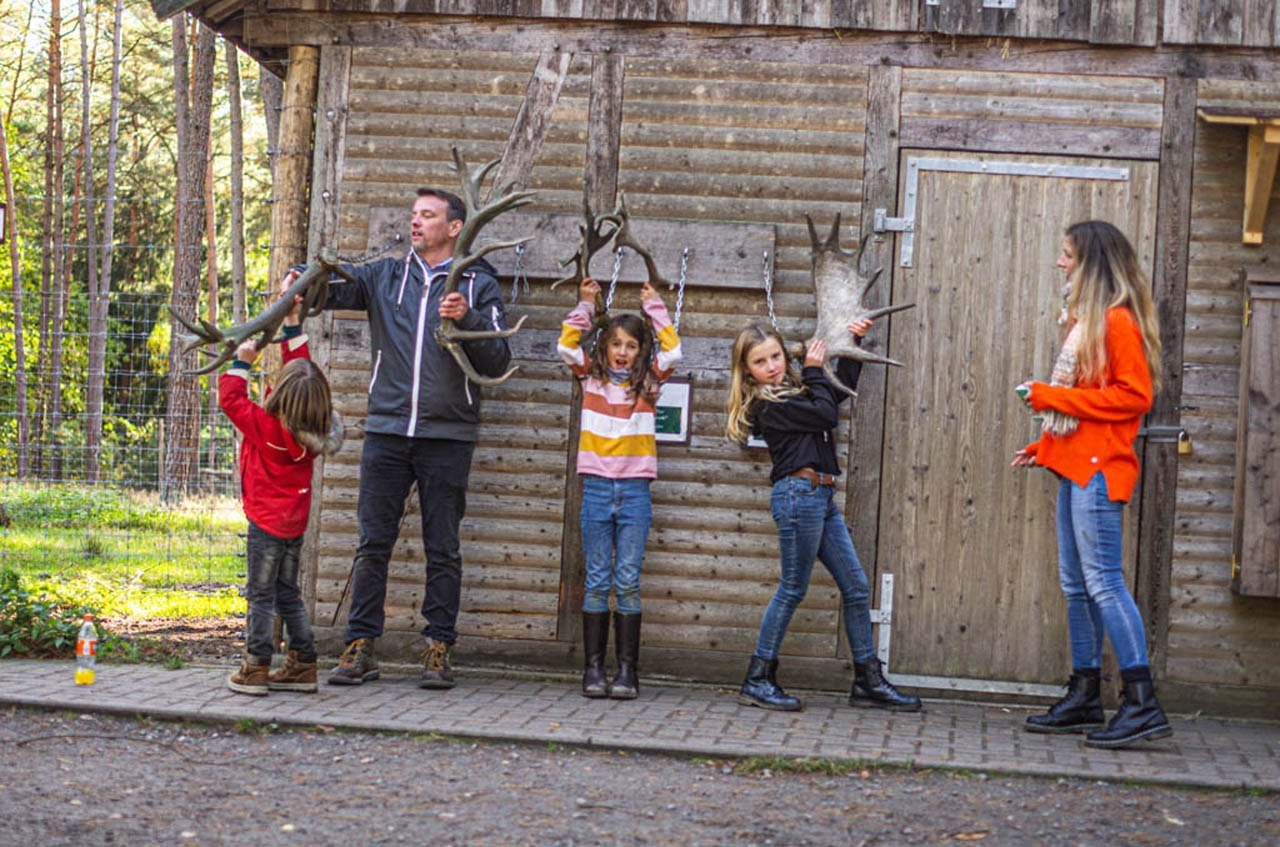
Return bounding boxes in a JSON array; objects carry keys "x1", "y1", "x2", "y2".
[{"x1": 558, "y1": 277, "x2": 682, "y2": 700}]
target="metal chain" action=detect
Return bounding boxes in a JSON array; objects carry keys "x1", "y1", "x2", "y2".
[
  {"x1": 763, "y1": 250, "x2": 780, "y2": 331},
  {"x1": 673, "y1": 246, "x2": 689, "y2": 333},
  {"x1": 336, "y1": 233, "x2": 405, "y2": 265},
  {"x1": 604, "y1": 247, "x2": 624, "y2": 314},
  {"x1": 508, "y1": 243, "x2": 530, "y2": 306}
]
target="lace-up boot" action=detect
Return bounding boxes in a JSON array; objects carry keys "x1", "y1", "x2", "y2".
[
  {"x1": 419, "y1": 637, "x2": 456, "y2": 690},
  {"x1": 327, "y1": 638, "x2": 379, "y2": 686},
  {"x1": 267, "y1": 650, "x2": 318, "y2": 693},
  {"x1": 1025, "y1": 669, "x2": 1104, "y2": 734},
  {"x1": 850, "y1": 659, "x2": 922, "y2": 712},
  {"x1": 1085, "y1": 667, "x2": 1172, "y2": 749},
  {"x1": 738, "y1": 656, "x2": 802, "y2": 711}
]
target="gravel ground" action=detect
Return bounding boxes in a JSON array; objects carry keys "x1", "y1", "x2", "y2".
[{"x1": 0, "y1": 707, "x2": 1274, "y2": 847}]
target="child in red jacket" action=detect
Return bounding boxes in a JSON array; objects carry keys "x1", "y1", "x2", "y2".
[{"x1": 220, "y1": 300, "x2": 342, "y2": 696}]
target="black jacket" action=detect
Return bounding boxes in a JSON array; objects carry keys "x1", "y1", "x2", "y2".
[
  {"x1": 749, "y1": 358, "x2": 863, "y2": 484},
  {"x1": 326, "y1": 253, "x2": 511, "y2": 442}
]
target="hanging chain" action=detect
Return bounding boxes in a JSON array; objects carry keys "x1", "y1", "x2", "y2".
[
  {"x1": 336, "y1": 233, "x2": 405, "y2": 265},
  {"x1": 763, "y1": 250, "x2": 780, "y2": 332},
  {"x1": 508, "y1": 243, "x2": 530, "y2": 306},
  {"x1": 673, "y1": 246, "x2": 689, "y2": 333},
  {"x1": 604, "y1": 247, "x2": 624, "y2": 314}
]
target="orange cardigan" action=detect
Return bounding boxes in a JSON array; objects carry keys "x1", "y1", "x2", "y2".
[{"x1": 1023, "y1": 307, "x2": 1153, "y2": 503}]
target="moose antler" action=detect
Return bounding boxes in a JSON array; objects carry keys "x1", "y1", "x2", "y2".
[
  {"x1": 550, "y1": 189, "x2": 621, "y2": 291},
  {"x1": 434, "y1": 145, "x2": 536, "y2": 386},
  {"x1": 170, "y1": 248, "x2": 352, "y2": 375},
  {"x1": 803, "y1": 213, "x2": 915, "y2": 395}
]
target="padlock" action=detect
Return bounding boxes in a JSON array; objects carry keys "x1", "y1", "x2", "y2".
[{"x1": 1177, "y1": 429, "x2": 1193, "y2": 456}]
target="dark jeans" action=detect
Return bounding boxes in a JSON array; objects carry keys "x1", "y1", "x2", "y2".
[
  {"x1": 344, "y1": 431, "x2": 474, "y2": 645},
  {"x1": 244, "y1": 521, "x2": 314, "y2": 660},
  {"x1": 754, "y1": 476, "x2": 875, "y2": 663}
]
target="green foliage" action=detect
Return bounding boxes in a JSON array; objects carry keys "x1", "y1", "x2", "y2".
[{"x1": 0, "y1": 568, "x2": 90, "y2": 657}]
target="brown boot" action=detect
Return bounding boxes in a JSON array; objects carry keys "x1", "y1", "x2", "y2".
[
  {"x1": 227, "y1": 656, "x2": 270, "y2": 696},
  {"x1": 328, "y1": 638, "x2": 380, "y2": 686},
  {"x1": 268, "y1": 650, "x2": 318, "y2": 693},
  {"x1": 419, "y1": 637, "x2": 456, "y2": 690}
]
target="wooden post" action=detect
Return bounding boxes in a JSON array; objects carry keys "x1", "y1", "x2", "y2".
[
  {"x1": 850, "y1": 64, "x2": 902, "y2": 593},
  {"x1": 557, "y1": 50, "x2": 624, "y2": 643},
  {"x1": 1135, "y1": 74, "x2": 1196, "y2": 678}
]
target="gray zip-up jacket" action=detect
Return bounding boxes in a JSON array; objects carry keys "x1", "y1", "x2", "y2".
[{"x1": 325, "y1": 252, "x2": 511, "y2": 442}]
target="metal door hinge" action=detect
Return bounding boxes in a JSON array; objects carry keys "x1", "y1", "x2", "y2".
[{"x1": 872, "y1": 208, "x2": 913, "y2": 234}]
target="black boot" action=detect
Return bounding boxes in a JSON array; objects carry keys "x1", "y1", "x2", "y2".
[
  {"x1": 1025, "y1": 668, "x2": 1105, "y2": 734},
  {"x1": 1085, "y1": 666, "x2": 1172, "y2": 749},
  {"x1": 850, "y1": 659, "x2": 921, "y2": 712},
  {"x1": 738, "y1": 656, "x2": 802, "y2": 711},
  {"x1": 581, "y1": 611, "x2": 610, "y2": 699},
  {"x1": 609, "y1": 612, "x2": 641, "y2": 700}
]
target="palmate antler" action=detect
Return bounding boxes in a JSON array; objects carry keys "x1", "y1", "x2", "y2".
[
  {"x1": 803, "y1": 213, "x2": 915, "y2": 395},
  {"x1": 170, "y1": 248, "x2": 352, "y2": 375},
  {"x1": 435, "y1": 145, "x2": 536, "y2": 386}
]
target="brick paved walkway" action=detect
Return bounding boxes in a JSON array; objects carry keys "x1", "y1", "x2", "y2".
[{"x1": 1, "y1": 660, "x2": 1276, "y2": 791}]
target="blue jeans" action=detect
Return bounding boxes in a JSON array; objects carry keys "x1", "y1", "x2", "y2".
[
  {"x1": 1056, "y1": 472, "x2": 1149, "y2": 671},
  {"x1": 580, "y1": 476, "x2": 652, "y2": 614},
  {"x1": 754, "y1": 477, "x2": 875, "y2": 663},
  {"x1": 244, "y1": 521, "x2": 314, "y2": 660}
]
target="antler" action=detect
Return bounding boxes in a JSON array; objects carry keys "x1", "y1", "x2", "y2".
[
  {"x1": 608, "y1": 192, "x2": 670, "y2": 289},
  {"x1": 434, "y1": 145, "x2": 537, "y2": 386},
  {"x1": 170, "y1": 248, "x2": 351, "y2": 375},
  {"x1": 550, "y1": 189, "x2": 621, "y2": 291}
]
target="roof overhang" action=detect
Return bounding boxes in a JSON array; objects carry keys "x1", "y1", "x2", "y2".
[{"x1": 1199, "y1": 106, "x2": 1280, "y2": 246}]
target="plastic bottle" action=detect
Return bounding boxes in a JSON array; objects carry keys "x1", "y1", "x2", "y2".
[{"x1": 74, "y1": 615, "x2": 98, "y2": 686}]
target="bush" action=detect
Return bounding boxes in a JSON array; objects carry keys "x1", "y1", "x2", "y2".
[{"x1": 0, "y1": 568, "x2": 93, "y2": 657}]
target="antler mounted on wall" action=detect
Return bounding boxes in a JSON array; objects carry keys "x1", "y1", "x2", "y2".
[
  {"x1": 552, "y1": 190, "x2": 669, "y2": 294},
  {"x1": 170, "y1": 249, "x2": 351, "y2": 375},
  {"x1": 435, "y1": 145, "x2": 538, "y2": 386},
  {"x1": 803, "y1": 213, "x2": 915, "y2": 395}
]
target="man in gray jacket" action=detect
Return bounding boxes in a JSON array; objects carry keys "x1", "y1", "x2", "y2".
[{"x1": 289, "y1": 188, "x2": 511, "y2": 690}]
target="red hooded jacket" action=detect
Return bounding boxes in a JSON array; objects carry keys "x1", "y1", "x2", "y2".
[{"x1": 218, "y1": 334, "x2": 316, "y2": 539}]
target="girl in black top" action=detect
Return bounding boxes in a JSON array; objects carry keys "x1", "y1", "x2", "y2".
[{"x1": 726, "y1": 323, "x2": 920, "y2": 712}]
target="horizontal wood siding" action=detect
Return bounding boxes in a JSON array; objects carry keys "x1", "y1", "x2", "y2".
[
  {"x1": 1167, "y1": 78, "x2": 1280, "y2": 690},
  {"x1": 314, "y1": 46, "x2": 591, "y2": 642},
  {"x1": 616, "y1": 56, "x2": 869, "y2": 657},
  {"x1": 900, "y1": 69, "x2": 1165, "y2": 160}
]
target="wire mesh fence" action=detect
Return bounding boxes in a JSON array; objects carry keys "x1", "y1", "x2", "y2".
[{"x1": 0, "y1": 289, "x2": 249, "y2": 621}]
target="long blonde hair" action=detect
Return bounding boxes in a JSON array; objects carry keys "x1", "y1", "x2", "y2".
[
  {"x1": 1063, "y1": 221, "x2": 1162, "y2": 394},
  {"x1": 264, "y1": 358, "x2": 335, "y2": 452},
  {"x1": 725, "y1": 324, "x2": 804, "y2": 445}
]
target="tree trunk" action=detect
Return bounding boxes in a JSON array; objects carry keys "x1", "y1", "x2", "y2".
[
  {"x1": 35, "y1": 0, "x2": 59, "y2": 479},
  {"x1": 79, "y1": 0, "x2": 101, "y2": 484},
  {"x1": 5, "y1": 1, "x2": 36, "y2": 125},
  {"x1": 162, "y1": 16, "x2": 216, "y2": 502},
  {"x1": 0, "y1": 118, "x2": 30, "y2": 477},
  {"x1": 228, "y1": 43, "x2": 246, "y2": 325},
  {"x1": 204, "y1": 125, "x2": 218, "y2": 472},
  {"x1": 46, "y1": 0, "x2": 68, "y2": 482}
]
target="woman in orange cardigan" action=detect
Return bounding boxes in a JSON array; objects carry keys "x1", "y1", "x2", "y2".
[{"x1": 1012, "y1": 220, "x2": 1172, "y2": 750}]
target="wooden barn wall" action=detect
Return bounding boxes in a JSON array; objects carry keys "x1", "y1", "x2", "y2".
[
  {"x1": 1168, "y1": 78, "x2": 1280, "y2": 698},
  {"x1": 1161, "y1": 0, "x2": 1280, "y2": 47},
  {"x1": 314, "y1": 46, "x2": 593, "y2": 646},
  {"x1": 615, "y1": 56, "x2": 869, "y2": 660}
]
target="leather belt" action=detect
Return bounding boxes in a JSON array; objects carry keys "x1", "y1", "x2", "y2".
[{"x1": 790, "y1": 468, "x2": 836, "y2": 487}]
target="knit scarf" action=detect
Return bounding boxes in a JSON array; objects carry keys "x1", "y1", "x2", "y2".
[{"x1": 1042, "y1": 321, "x2": 1083, "y2": 437}]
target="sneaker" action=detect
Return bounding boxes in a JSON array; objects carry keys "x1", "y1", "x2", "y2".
[
  {"x1": 267, "y1": 650, "x2": 318, "y2": 693},
  {"x1": 227, "y1": 657, "x2": 270, "y2": 696},
  {"x1": 419, "y1": 637, "x2": 456, "y2": 690},
  {"x1": 328, "y1": 638, "x2": 380, "y2": 686}
]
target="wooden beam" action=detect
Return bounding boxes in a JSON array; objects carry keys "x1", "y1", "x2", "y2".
[
  {"x1": 489, "y1": 46, "x2": 573, "y2": 199},
  {"x1": 1134, "y1": 74, "x2": 1196, "y2": 680},
  {"x1": 300, "y1": 44, "x2": 352, "y2": 623},
  {"x1": 1244, "y1": 124, "x2": 1280, "y2": 244}
]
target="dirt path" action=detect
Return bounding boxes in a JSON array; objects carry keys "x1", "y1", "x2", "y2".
[{"x1": 0, "y1": 708, "x2": 1273, "y2": 847}]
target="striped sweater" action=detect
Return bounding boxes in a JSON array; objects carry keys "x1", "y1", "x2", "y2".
[{"x1": 558, "y1": 296, "x2": 683, "y2": 479}]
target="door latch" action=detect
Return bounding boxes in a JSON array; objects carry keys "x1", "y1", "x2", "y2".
[{"x1": 872, "y1": 208, "x2": 913, "y2": 234}]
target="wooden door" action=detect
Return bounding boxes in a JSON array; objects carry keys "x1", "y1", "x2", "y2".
[{"x1": 877, "y1": 151, "x2": 1157, "y2": 685}]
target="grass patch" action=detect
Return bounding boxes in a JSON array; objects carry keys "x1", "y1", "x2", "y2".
[
  {"x1": 731, "y1": 756, "x2": 875, "y2": 776},
  {"x1": 0, "y1": 483, "x2": 244, "y2": 621}
]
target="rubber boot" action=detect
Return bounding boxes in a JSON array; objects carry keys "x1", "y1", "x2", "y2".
[
  {"x1": 1025, "y1": 668, "x2": 1105, "y2": 734},
  {"x1": 581, "y1": 611, "x2": 610, "y2": 699},
  {"x1": 850, "y1": 659, "x2": 922, "y2": 712},
  {"x1": 738, "y1": 656, "x2": 802, "y2": 711},
  {"x1": 1085, "y1": 666, "x2": 1173, "y2": 749},
  {"x1": 609, "y1": 612, "x2": 641, "y2": 700}
]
